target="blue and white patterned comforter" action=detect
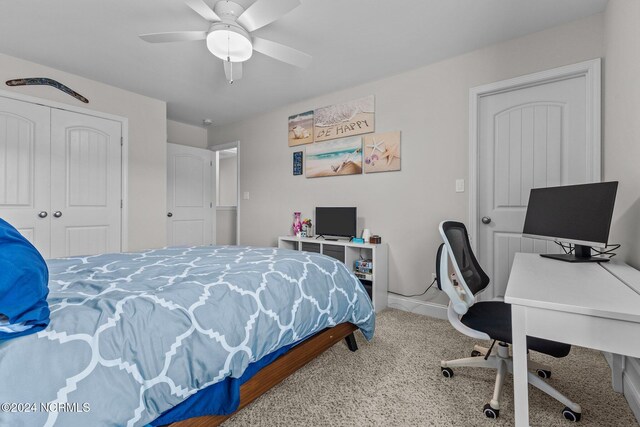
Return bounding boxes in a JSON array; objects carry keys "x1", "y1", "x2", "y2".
[{"x1": 0, "y1": 246, "x2": 375, "y2": 427}]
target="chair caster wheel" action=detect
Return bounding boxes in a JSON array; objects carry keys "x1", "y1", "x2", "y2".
[
  {"x1": 483, "y1": 403, "x2": 499, "y2": 419},
  {"x1": 441, "y1": 367, "x2": 453, "y2": 378},
  {"x1": 471, "y1": 350, "x2": 483, "y2": 357},
  {"x1": 562, "y1": 407, "x2": 581, "y2": 422},
  {"x1": 537, "y1": 369, "x2": 552, "y2": 379}
]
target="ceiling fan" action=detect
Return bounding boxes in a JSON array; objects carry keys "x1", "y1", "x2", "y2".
[{"x1": 139, "y1": 0, "x2": 312, "y2": 83}]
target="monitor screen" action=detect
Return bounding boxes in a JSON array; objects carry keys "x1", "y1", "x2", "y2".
[
  {"x1": 315, "y1": 207, "x2": 357, "y2": 238},
  {"x1": 522, "y1": 181, "x2": 618, "y2": 247}
]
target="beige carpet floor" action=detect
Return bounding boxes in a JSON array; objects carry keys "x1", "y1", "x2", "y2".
[{"x1": 223, "y1": 309, "x2": 638, "y2": 426}]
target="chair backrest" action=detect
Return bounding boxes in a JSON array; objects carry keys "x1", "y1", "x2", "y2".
[{"x1": 436, "y1": 221, "x2": 490, "y2": 315}]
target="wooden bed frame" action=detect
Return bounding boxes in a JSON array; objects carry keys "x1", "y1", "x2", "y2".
[{"x1": 168, "y1": 322, "x2": 359, "y2": 427}]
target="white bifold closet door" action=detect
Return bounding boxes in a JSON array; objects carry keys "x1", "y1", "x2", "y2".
[
  {"x1": 0, "y1": 97, "x2": 52, "y2": 256},
  {"x1": 49, "y1": 109, "x2": 122, "y2": 258},
  {"x1": 0, "y1": 96, "x2": 122, "y2": 259}
]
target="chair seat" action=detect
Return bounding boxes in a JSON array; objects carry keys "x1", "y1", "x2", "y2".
[{"x1": 461, "y1": 301, "x2": 571, "y2": 358}]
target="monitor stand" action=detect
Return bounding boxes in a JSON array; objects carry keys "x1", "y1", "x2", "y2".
[{"x1": 540, "y1": 244, "x2": 610, "y2": 263}]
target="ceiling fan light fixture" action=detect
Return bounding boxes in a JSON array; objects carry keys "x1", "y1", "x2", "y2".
[{"x1": 206, "y1": 24, "x2": 253, "y2": 62}]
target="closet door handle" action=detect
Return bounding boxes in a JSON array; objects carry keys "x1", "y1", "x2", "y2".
[
  {"x1": 38, "y1": 211, "x2": 48, "y2": 218},
  {"x1": 167, "y1": 212, "x2": 173, "y2": 218},
  {"x1": 53, "y1": 211, "x2": 62, "y2": 218}
]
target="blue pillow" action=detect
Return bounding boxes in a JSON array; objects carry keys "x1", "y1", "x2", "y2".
[{"x1": 0, "y1": 218, "x2": 50, "y2": 341}]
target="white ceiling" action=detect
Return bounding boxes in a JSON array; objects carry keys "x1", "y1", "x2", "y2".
[{"x1": 0, "y1": 0, "x2": 607, "y2": 127}]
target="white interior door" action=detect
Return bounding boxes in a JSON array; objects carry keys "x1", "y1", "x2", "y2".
[
  {"x1": 476, "y1": 63, "x2": 600, "y2": 299},
  {"x1": 167, "y1": 143, "x2": 215, "y2": 246},
  {"x1": 0, "y1": 96, "x2": 52, "y2": 257},
  {"x1": 50, "y1": 109, "x2": 122, "y2": 258}
]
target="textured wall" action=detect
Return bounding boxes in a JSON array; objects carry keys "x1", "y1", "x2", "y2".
[
  {"x1": 0, "y1": 52, "x2": 167, "y2": 251},
  {"x1": 208, "y1": 14, "x2": 605, "y2": 302},
  {"x1": 167, "y1": 120, "x2": 208, "y2": 149},
  {"x1": 604, "y1": 0, "x2": 640, "y2": 269}
]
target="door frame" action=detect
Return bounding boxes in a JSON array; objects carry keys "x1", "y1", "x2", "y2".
[
  {"x1": 468, "y1": 58, "x2": 601, "y2": 251},
  {"x1": 0, "y1": 88, "x2": 130, "y2": 251},
  {"x1": 209, "y1": 140, "x2": 241, "y2": 245}
]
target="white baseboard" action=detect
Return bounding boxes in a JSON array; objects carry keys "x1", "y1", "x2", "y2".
[
  {"x1": 601, "y1": 352, "x2": 640, "y2": 424},
  {"x1": 387, "y1": 294, "x2": 447, "y2": 319}
]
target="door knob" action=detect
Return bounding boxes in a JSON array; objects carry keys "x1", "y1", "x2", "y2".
[
  {"x1": 53, "y1": 211, "x2": 62, "y2": 218},
  {"x1": 481, "y1": 216, "x2": 492, "y2": 224},
  {"x1": 167, "y1": 212, "x2": 173, "y2": 217},
  {"x1": 38, "y1": 211, "x2": 48, "y2": 218}
]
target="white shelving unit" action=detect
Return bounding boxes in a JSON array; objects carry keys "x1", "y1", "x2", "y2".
[{"x1": 277, "y1": 236, "x2": 388, "y2": 312}]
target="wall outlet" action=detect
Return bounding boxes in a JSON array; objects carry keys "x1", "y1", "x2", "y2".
[
  {"x1": 455, "y1": 179, "x2": 465, "y2": 193},
  {"x1": 243, "y1": 191, "x2": 250, "y2": 200},
  {"x1": 431, "y1": 272, "x2": 437, "y2": 282}
]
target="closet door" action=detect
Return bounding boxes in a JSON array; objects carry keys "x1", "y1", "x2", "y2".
[
  {"x1": 50, "y1": 109, "x2": 122, "y2": 258},
  {"x1": 0, "y1": 96, "x2": 51, "y2": 258}
]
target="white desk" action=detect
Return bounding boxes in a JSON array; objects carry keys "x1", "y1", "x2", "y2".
[{"x1": 505, "y1": 253, "x2": 640, "y2": 426}]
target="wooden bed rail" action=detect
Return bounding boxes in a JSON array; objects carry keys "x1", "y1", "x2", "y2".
[{"x1": 169, "y1": 322, "x2": 358, "y2": 427}]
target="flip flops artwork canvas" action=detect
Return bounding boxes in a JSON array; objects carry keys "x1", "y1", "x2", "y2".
[{"x1": 305, "y1": 136, "x2": 363, "y2": 178}]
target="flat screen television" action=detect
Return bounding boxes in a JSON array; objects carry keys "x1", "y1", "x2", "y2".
[{"x1": 315, "y1": 207, "x2": 357, "y2": 239}]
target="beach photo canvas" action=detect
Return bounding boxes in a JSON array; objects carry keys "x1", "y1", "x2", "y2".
[
  {"x1": 363, "y1": 131, "x2": 401, "y2": 173},
  {"x1": 288, "y1": 110, "x2": 314, "y2": 146},
  {"x1": 306, "y1": 136, "x2": 363, "y2": 178},
  {"x1": 314, "y1": 95, "x2": 374, "y2": 142}
]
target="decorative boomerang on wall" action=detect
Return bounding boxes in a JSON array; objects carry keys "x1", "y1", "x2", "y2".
[{"x1": 6, "y1": 78, "x2": 89, "y2": 103}]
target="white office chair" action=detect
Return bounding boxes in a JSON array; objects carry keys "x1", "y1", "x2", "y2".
[{"x1": 437, "y1": 220, "x2": 582, "y2": 421}]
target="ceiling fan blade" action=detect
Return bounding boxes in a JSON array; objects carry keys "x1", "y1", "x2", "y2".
[
  {"x1": 224, "y1": 61, "x2": 243, "y2": 82},
  {"x1": 139, "y1": 31, "x2": 207, "y2": 43},
  {"x1": 185, "y1": 0, "x2": 220, "y2": 21},
  {"x1": 253, "y1": 37, "x2": 312, "y2": 68},
  {"x1": 237, "y1": 0, "x2": 300, "y2": 32}
]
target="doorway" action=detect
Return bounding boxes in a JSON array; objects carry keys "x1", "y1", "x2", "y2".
[{"x1": 212, "y1": 141, "x2": 240, "y2": 245}]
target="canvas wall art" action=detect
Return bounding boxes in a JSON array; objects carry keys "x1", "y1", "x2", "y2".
[
  {"x1": 314, "y1": 95, "x2": 374, "y2": 142},
  {"x1": 288, "y1": 110, "x2": 314, "y2": 146},
  {"x1": 306, "y1": 136, "x2": 363, "y2": 178},
  {"x1": 363, "y1": 131, "x2": 401, "y2": 173},
  {"x1": 293, "y1": 151, "x2": 303, "y2": 175}
]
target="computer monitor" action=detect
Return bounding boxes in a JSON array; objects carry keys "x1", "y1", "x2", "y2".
[{"x1": 522, "y1": 181, "x2": 618, "y2": 263}]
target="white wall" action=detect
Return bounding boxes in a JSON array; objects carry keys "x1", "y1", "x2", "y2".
[
  {"x1": 216, "y1": 209, "x2": 237, "y2": 245},
  {"x1": 604, "y1": 0, "x2": 640, "y2": 270},
  {"x1": 209, "y1": 14, "x2": 604, "y2": 302},
  {"x1": 0, "y1": 52, "x2": 167, "y2": 251},
  {"x1": 218, "y1": 156, "x2": 238, "y2": 207},
  {"x1": 603, "y1": 0, "x2": 640, "y2": 422},
  {"x1": 167, "y1": 119, "x2": 208, "y2": 149}
]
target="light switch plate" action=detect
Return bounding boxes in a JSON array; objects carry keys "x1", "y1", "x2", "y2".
[
  {"x1": 455, "y1": 179, "x2": 465, "y2": 193},
  {"x1": 243, "y1": 191, "x2": 250, "y2": 200}
]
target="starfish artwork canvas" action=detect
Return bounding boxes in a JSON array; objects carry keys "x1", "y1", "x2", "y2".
[{"x1": 363, "y1": 131, "x2": 401, "y2": 173}]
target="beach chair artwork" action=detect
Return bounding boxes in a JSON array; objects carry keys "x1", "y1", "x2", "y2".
[{"x1": 305, "y1": 136, "x2": 363, "y2": 178}]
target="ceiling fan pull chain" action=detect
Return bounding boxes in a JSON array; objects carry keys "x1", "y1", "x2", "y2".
[{"x1": 227, "y1": 32, "x2": 234, "y2": 84}]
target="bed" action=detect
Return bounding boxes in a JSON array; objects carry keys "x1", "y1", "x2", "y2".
[{"x1": 0, "y1": 245, "x2": 375, "y2": 427}]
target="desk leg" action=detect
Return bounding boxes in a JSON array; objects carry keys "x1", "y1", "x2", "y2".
[
  {"x1": 512, "y1": 305, "x2": 530, "y2": 427},
  {"x1": 611, "y1": 353, "x2": 624, "y2": 393}
]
